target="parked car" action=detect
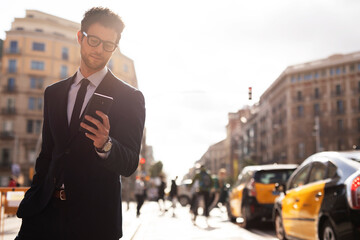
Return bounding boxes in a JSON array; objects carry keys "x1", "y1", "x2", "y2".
[
  {"x1": 227, "y1": 164, "x2": 297, "y2": 228},
  {"x1": 273, "y1": 150, "x2": 360, "y2": 240},
  {"x1": 177, "y1": 179, "x2": 193, "y2": 206}
]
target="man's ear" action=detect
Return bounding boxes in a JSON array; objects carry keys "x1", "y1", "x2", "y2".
[{"x1": 77, "y1": 31, "x2": 82, "y2": 44}]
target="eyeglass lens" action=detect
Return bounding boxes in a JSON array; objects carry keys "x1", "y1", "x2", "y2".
[{"x1": 85, "y1": 33, "x2": 117, "y2": 52}]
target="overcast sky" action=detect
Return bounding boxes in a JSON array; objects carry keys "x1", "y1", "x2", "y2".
[{"x1": 1, "y1": 0, "x2": 360, "y2": 179}]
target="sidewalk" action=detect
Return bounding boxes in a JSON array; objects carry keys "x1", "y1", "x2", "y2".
[{"x1": 0, "y1": 202, "x2": 141, "y2": 240}]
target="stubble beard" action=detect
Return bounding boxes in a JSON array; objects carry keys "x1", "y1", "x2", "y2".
[{"x1": 81, "y1": 49, "x2": 108, "y2": 72}]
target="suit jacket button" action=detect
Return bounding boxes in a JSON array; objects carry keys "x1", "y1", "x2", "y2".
[{"x1": 65, "y1": 148, "x2": 70, "y2": 154}]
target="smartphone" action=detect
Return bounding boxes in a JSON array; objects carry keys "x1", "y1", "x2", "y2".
[{"x1": 79, "y1": 93, "x2": 113, "y2": 133}]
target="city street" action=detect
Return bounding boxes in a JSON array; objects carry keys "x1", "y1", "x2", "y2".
[
  {"x1": 131, "y1": 201, "x2": 277, "y2": 240},
  {"x1": 1, "y1": 201, "x2": 277, "y2": 240}
]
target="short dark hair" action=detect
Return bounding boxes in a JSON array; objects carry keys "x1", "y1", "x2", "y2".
[{"x1": 81, "y1": 7, "x2": 125, "y2": 43}]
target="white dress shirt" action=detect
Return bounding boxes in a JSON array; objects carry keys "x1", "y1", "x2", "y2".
[
  {"x1": 67, "y1": 67, "x2": 109, "y2": 158},
  {"x1": 67, "y1": 67, "x2": 108, "y2": 124}
]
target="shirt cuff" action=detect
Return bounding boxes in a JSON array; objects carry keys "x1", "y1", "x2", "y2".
[{"x1": 96, "y1": 149, "x2": 110, "y2": 159}]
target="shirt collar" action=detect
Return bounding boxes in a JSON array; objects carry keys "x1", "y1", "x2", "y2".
[{"x1": 74, "y1": 67, "x2": 108, "y2": 87}]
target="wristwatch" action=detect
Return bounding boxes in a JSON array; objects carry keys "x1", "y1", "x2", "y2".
[{"x1": 96, "y1": 137, "x2": 112, "y2": 153}]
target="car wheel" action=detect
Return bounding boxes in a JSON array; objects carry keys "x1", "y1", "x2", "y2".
[
  {"x1": 240, "y1": 206, "x2": 252, "y2": 229},
  {"x1": 275, "y1": 212, "x2": 287, "y2": 240},
  {"x1": 178, "y1": 195, "x2": 189, "y2": 207},
  {"x1": 226, "y1": 202, "x2": 236, "y2": 222},
  {"x1": 321, "y1": 220, "x2": 337, "y2": 240}
]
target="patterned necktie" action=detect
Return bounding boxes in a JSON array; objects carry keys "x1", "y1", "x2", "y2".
[{"x1": 69, "y1": 78, "x2": 90, "y2": 134}]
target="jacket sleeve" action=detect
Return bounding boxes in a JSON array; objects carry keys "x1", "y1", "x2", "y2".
[{"x1": 97, "y1": 89, "x2": 146, "y2": 177}]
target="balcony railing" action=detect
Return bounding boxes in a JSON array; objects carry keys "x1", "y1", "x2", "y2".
[
  {"x1": 0, "y1": 131, "x2": 15, "y2": 139},
  {"x1": 1, "y1": 108, "x2": 17, "y2": 115},
  {"x1": 3, "y1": 86, "x2": 17, "y2": 93},
  {"x1": 5, "y1": 48, "x2": 21, "y2": 54}
]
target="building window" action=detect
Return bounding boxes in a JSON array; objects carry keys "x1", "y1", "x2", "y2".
[
  {"x1": 358, "y1": 118, "x2": 360, "y2": 132},
  {"x1": 330, "y1": 68, "x2": 334, "y2": 76},
  {"x1": 358, "y1": 81, "x2": 360, "y2": 93},
  {"x1": 60, "y1": 65, "x2": 68, "y2": 78},
  {"x1": 62, "y1": 47, "x2": 69, "y2": 60},
  {"x1": 297, "y1": 105, "x2": 304, "y2": 117},
  {"x1": 297, "y1": 91, "x2": 302, "y2": 101},
  {"x1": 336, "y1": 84, "x2": 341, "y2": 95},
  {"x1": 7, "y1": 98, "x2": 15, "y2": 109},
  {"x1": 321, "y1": 69, "x2": 327, "y2": 77},
  {"x1": 27, "y1": 120, "x2": 34, "y2": 133},
  {"x1": 336, "y1": 67, "x2": 341, "y2": 75},
  {"x1": 10, "y1": 41, "x2": 18, "y2": 53},
  {"x1": 32, "y1": 42, "x2": 45, "y2": 51},
  {"x1": 297, "y1": 74, "x2": 302, "y2": 81},
  {"x1": 304, "y1": 73, "x2": 312, "y2": 80},
  {"x1": 358, "y1": 63, "x2": 360, "y2": 71},
  {"x1": 28, "y1": 97, "x2": 35, "y2": 110},
  {"x1": 35, "y1": 28, "x2": 43, "y2": 32},
  {"x1": 37, "y1": 98, "x2": 43, "y2": 110},
  {"x1": 30, "y1": 77, "x2": 43, "y2": 89},
  {"x1": 1, "y1": 149, "x2": 11, "y2": 167},
  {"x1": 314, "y1": 103, "x2": 320, "y2": 116},
  {"x1": 8, "y1": 59, "x2": 17, "y2": 73},
  {"x1": 35, "y1": 120, "x2": 42, "y2": 134},
  {"x1": 314, "y1": 72, "x2": 319, "y2": 79},
  {"x1": 315, "y1": 88, "x2": 320, "y2": 99},
  {"x1": 291, "y1": 76, "x2": 296, "y2": 83},
  {"x1": 336, "y1": 100, "x2": 344, "y2": 114},
  {"x1": 350, "y1": 64, "x2": 355, "y2": 72},
  {"x1": 31, "y1": 61, "x2": 44, "y2": 70},
  {"x1": 7, "y1": 78, "x2": 16, "y2": 91},
  {"x1": 337, "y1": 119, "x2": 344, "y2": 131},
  {"x1": 3, "y1": 120, "x2": 13, "y2": 131}
]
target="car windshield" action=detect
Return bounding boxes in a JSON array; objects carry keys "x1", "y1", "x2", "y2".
[{"x1": 254, "y1": 169, "x2": 295, "y2": 184}]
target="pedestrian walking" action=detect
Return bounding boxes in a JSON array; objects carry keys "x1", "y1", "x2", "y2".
[
  {"x1": 15, "y1": 7, "x2": 146, "y2": 240},
  {"x1": 157, "y1": 175, "x2": 166, "y2": 212},
  {"x1": 190, "y1": 165, "x2": 214, "y2": 224},
  {"x1": 168, "y1": 176, "x2": 178, "y2": 217},
  {"x1": 135, "y1": 175, "x2": 146, "y2": 217}
]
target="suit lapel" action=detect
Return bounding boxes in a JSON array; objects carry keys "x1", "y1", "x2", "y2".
[{"x1": 67, "y1": 71, "x2": 116, "y2": 144}]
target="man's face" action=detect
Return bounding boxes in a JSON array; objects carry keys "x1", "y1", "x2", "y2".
[{"x1": 78, "y1": 23, "x2": 118, "y2": 73}]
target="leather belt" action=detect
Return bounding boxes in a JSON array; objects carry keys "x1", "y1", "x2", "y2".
[{"x1": 53, "y1": 189, "x2": 66, "y2": 200}]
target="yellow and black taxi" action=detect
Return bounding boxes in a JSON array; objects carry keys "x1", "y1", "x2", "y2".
[
  {"x1": 273, "y1": 150, "x2": 360, "y2": 240},
  {"x1": 227, "y1": 164, "x2": 297, "y2": 228}
]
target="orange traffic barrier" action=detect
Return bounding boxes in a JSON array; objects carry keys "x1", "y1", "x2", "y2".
[{"x1": 0, "y1": 187, "x2": 29, "y2": 237}]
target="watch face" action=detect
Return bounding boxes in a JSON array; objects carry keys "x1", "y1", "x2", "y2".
[{"x1": 104, "y1": 141, "x2": 112, "y2": 152}]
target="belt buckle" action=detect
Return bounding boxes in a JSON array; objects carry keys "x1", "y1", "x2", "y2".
[{"x1": 59, "y1": 189, "x2": 66, "y2": 200}]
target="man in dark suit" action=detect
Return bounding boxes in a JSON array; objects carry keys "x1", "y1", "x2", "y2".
[{"x1": 15, "y1": 7, "x2": 145, "y2": 240}]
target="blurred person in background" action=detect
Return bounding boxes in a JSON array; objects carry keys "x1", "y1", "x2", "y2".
[
  {"x1": 134, "y1": 175, "x2": 146, "y2": 217},
  {"x1": 190, "y1": 165, "x2": 214, "y2": 224},
  {"x1": 168, "y1": 176, "x2": 178, "y2": 217},
  {"x1": 157, "y1": 175, "x2": 167, "y2": 212}
]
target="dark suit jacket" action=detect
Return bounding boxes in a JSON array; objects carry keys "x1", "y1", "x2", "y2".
[{"x1": 17, "y1": 70, "x2": 146, "y2": 240}]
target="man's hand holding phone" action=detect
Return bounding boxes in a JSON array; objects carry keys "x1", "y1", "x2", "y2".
[
  {"x1": 80, "y1": 111, "x2": 110, "y2": 149},
  {"x1": 79, "y1": 93, "x2": 113, "y2": 150}
]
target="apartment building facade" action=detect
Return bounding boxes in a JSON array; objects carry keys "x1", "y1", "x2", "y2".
[
  {"x1": 236, "y1": 51, "x2": 360, "y2": 171},
  {"x1": 0, "y1": 10, "x2": 139, "y2": 186}
]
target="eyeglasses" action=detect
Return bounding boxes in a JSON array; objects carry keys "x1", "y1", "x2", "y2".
[{"x1": 82, "y1": 32, "x2": 118, "y2": 52}]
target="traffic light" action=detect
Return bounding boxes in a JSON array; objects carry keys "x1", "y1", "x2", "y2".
[
  {"x1": 139, "y1": 157, "x2": 146, "y2": 164},
  {"x1": 248, "y1": 87, "x2": 252, "y2": 100}
]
